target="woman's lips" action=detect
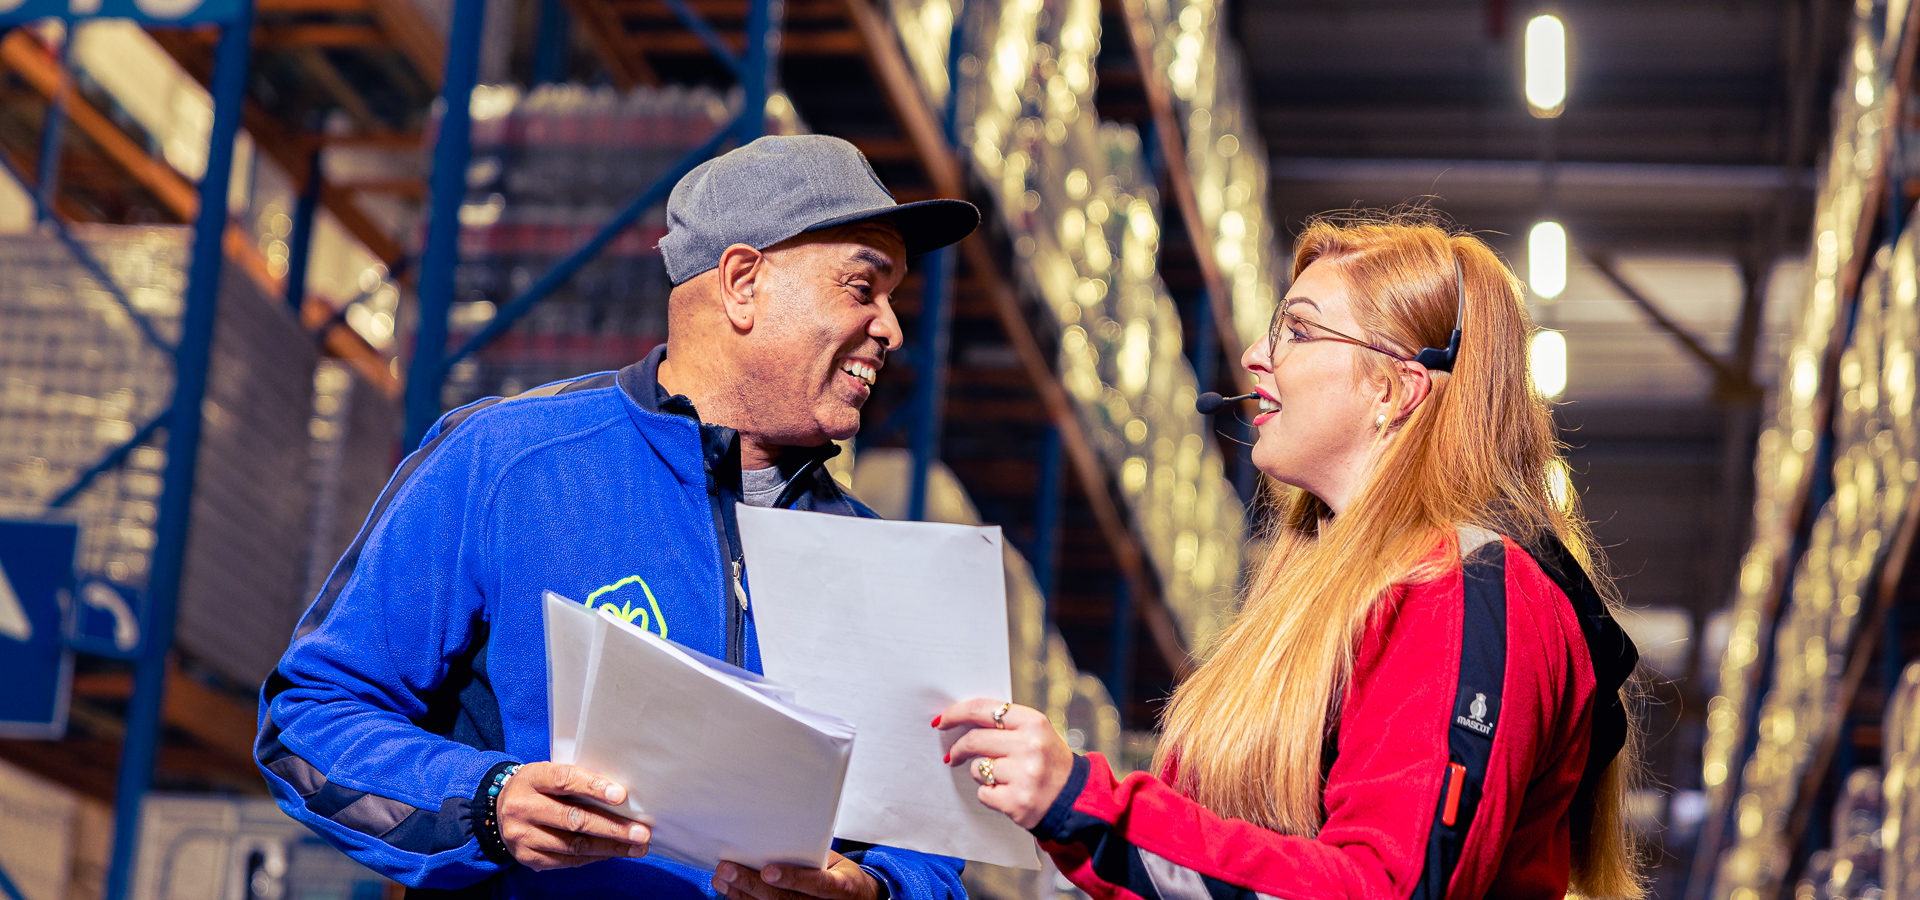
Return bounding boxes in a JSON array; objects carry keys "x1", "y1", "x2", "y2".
[{"x1": 1251, "y1": 387, "x2": 1278, "y2": 425}]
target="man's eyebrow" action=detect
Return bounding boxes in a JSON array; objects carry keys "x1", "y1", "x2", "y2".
[{"x1": 847, "y1": 247, "x2": 899, "y2": 277}]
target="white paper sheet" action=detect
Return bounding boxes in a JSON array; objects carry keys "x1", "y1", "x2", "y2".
[
  {"x1": 737, "y1": 505, "x2": 1041, "y2": 870},
  {"x1": 543, "y1": 592, "x2": 596, "y2": 764},
  {"x1": 543, "y1": 592, "x2": 855, "y2": 872}
]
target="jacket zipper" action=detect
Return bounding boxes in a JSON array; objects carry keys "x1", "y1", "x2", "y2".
[{"x1": 714, "y1": 450, "x2": 827, "y2": 667}]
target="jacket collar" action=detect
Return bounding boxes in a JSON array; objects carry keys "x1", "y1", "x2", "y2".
[{"x1": 616, "y1": 343, "x2": 844, "y2": 488}]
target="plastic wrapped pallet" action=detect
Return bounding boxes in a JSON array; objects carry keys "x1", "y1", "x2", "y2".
[
  {"x1": 1130, "y1": 0, "x2": 1283, "y2": 347},
  {"x1": 303, "y1": 359, "x2": 401, "y2": 602},
  {"x1": 0, "y1": 225, "x2": 321, "y2": 688},
  {"x1": 955, "y1": 0, "x2": 1246, "y2": 650},
  {"x1": 437, "y1": 84, "x2": 806, "y2": 408},
  {"x1": 1791, "y1": 768, "x2": 1885, "y2": 900},
  {"x1": 1886, "y1": 664, "x2": 1920, "y2": 898},
  {"x1": 1718, "y1": 253, "x2": 1900, "y2": 899},
  {"x1": 1703, "y1": 6, "x2": 1899, "y2": 857}
]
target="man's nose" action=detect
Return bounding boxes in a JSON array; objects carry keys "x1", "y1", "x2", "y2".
[{"x1": 872, "y1": 300, "x2": 905, "y2": 351}]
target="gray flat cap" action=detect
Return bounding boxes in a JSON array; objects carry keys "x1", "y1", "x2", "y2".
[{"x1": 659, "y1": 134, "x2": 980, "y2": 285}]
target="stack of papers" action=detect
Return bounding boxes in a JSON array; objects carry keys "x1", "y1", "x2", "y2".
[
  {"x1": 737, "y1": 506, "x2": 1042, "y2": 870},
  {"x1": 543, "y1": 591, "x2": 854, "y2": 872}
]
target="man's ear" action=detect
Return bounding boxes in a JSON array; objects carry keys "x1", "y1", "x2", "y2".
[{"x1": 716, "y1": 243, "x2": 764, "y2": 332}]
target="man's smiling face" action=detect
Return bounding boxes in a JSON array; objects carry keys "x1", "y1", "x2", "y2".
[{"x1": 738, "y1": 222, "x2": 908, "y2": 445}]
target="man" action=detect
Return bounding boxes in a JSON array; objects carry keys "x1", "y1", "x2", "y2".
[{"x1": 257, "y1": 134, "x2": 980, "y2": 900}]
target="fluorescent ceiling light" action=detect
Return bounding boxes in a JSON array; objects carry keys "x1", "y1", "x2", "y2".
[
  {"x1": 1531, "y1": 329, "x2": 1568, "y2": 399},
  {"x1": 1529, "y1": 220, "x2": 1567, "y2": 300},
  {"x1": 1525, "y1": 15, "x2": 1566, "y2": 117}
]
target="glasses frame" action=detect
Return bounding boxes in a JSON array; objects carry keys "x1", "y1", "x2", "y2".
[
  {"x1": 1266, "y1": 251, "x2": 1467, "y2": 372},
  {"x1": 1268, "y1": 309, "x2": 1412, "y2": 363}
]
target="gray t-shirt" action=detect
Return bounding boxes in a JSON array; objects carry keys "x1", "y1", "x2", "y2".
[{"x1": 740, "y1": 465, "x2": 792, "y2": 508}]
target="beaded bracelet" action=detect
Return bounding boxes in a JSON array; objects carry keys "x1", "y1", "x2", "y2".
[{"x1": 475, "y1": 761, "x2": 523, "y2": 864}]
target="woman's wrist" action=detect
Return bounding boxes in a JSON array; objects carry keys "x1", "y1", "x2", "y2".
[{"x1": 1028, "y1": 754, "x2": 1093, "y2": 840}]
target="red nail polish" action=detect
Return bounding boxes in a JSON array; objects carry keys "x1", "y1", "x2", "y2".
[
  {"x1": 943, "y1": 752, "x2": 950, "y2": 764},
  {"x1": 931, "y1": 715, "x2": 942, "y2": 727}
]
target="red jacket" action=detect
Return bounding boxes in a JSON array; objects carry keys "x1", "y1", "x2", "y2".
[{"x1": 1030, "y1": 528, "x2": 1606, "y2": 900}]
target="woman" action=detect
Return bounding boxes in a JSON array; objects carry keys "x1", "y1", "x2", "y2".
[{"x1": 938, "y1": 213, "x2": 1644, "y2": 899}]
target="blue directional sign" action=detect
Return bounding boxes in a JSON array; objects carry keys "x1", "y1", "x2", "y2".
[
  {"x1": 0, "y1": 0, "x2": 247, "y2": 25},
  {"x1": 0, "y1": 519, "x2": 78, "y2": 739},
  {"x1": 71, "y1": 576, "x2": 143, "y2": 659}
]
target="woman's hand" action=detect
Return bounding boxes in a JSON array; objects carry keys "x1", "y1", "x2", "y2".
[{"x1": 935, "y1": 698, "x2": 1075, "y2": 829}]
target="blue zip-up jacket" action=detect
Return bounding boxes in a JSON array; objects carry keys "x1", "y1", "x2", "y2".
[{"x1": 257, "y1": 346, "x2": 965, "y2": 899}]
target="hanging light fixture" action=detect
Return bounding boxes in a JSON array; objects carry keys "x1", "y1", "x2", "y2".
[
  {"x1": 1525, "y1": 15, "x2": 1567, "y2": 117},
  {"x1": 1531, "y1": 329, "x2": 1568, "y2": 399},
  {"x1": 1529, "y1": 220, "x2": 1567, "y2": 300}
]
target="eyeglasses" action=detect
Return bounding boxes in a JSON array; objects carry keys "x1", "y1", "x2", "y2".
[
  {"x1": 1268, "y1": 308, "x2": 1411, "y2": 362},
  {"x1": 1266, "y1": 251, "x2": 1467, "y2": 372}
]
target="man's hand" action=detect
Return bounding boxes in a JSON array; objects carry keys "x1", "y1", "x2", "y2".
[
  {"x1": 496, "y1": 762, "x2": 652, "y2": 871},
  {"x1": 710, "y1": 851, "x2": 882, "y2": 900}
]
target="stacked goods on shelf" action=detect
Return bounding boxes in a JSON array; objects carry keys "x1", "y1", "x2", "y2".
[
  {"x1": 956, "y1": 0, "x2": 1245, "y2": 650},
  {"x1": 1795, "y1": 768, "x2": 1887, "y2": 900},
  {"x1": 1716, "y1": 241, "x2": 1915, "y2": 897},
  {"x1": 303, "y1": 359, "x2": 402, "y2": 603},
  {"x1": 1885, "y1": 664, "x2": 1920, "y2": 899},
  {"x1": 1702, "y1": 1, "x2": 1903, "y2": 870},
  {"x1": 851, "y1": 448, "x2": 1118, "y2": 900},
  {"x1": 0, "y1": 226, "x2": 321, "y2": 687},
  {"x1": 1134, "y1": 0, "x2": 1285, "y2": 348},
  {"x1": 439, "y1": 84, "x2": 804, "y2": 408}
]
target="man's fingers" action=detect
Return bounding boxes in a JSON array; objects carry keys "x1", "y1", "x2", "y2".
[
  {"x1": 511, "y1": 824, "x2": 649, "y2": 860},
  {"x1": 527, "y1": 762, "x2": 628, "y2": 806},
  {"x1": 712, "y1": 862, "x2": 791, "y2": 900},
  {"x1": 759, "y1": 859, "x2": 852, "y2": 897},
  {"x1": 506, "y1": 793, "x2": 651, "y2": 846},
  {"x1": 520, "y1": 852, "x2": 605, "y2": 872}
]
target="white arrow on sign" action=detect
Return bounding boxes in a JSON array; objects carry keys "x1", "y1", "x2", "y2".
[{"x1": 0, "y1": 557, "x2": 32, "y2": 642}]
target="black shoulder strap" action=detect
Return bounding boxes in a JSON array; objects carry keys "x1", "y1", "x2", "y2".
[
  {"x1": 1412, "y1": 526, "x2": 1508, "y2": 900},
  {"x1": 1519, "y1": 534, "x2": 1637, "y2": 830}
]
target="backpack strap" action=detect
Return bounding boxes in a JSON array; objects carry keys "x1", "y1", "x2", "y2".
[{"x1": 1411, "y1": 525, "x2": 1508, "y2": 900}]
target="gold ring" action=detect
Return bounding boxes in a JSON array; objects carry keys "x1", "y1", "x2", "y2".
[
  {"x1": 992, "y1": 702, "x2": 1012, "y2": 729},
  {"x1": 974, "y1": 757, "x2": 997, "y2": 787}
]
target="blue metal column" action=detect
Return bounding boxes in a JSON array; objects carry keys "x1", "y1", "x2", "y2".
[
  {"x1": 906, "y1": 3, "x2": 966, "y2": 521},
  {"x1": 405, "y1": 0, "x2": 488, "y2": 450},
  {"x1": 103, "y1": 6, "x2": 254, "y2": 899},
  {"x1": 1107, "y1": 578, "x2": 1134, "y2": 713},
  {"x1": 33, "y1": 20, "x2": 72, "y2": 223},
  {"x1": 1030, "y1": 425, "x2": 1063, "y2": 621},
  {"x1": 734, "y1": 0, "x2": 773, "y2": 142},
  {"x1": 284, "y1": 148, "x2": 321, "y2": 314},
  {"x1": 1191, "y1": 285, "x2": 1216, "y2": 392},
  {"x1": 532, "y1": 0, "x2": 571, "y2": 85}
]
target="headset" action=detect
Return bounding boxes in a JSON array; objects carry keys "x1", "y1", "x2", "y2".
[{"x1": 1197, "y1": 248, "x2": 1467, "y2": 415}]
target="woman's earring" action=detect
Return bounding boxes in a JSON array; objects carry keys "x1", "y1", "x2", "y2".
[{"x1": 1374, "y1": 413, "x2": 1388, "y2": 430}]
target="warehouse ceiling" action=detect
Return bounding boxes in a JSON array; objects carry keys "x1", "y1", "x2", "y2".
[
  {"x1": 1229, "y1": 3, "x2": 1856, "y2": 872},
  {"x1": 1239, "y1": 0, "x2": 1844, "y2": 252}
]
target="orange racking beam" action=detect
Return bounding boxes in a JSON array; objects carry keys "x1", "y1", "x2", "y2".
[
  {"x1": 839, "y1": 0, "x2": 1191, "y2": 678},
  {"x1": 0, "y1": 29, "x2": 399, "y2": 396},
  {"x1": 1114, "y1": 0, "x2": 1244, "y2": 370}
]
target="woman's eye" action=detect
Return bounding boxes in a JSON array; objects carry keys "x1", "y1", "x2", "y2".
[{"x1": 1288, "y1": 325, "x2": 1311, "y2": 341}]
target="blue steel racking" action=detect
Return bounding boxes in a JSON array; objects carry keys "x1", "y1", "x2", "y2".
[{"x1": 0, "y1": 3, "x2": 256, "y2": 899}]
